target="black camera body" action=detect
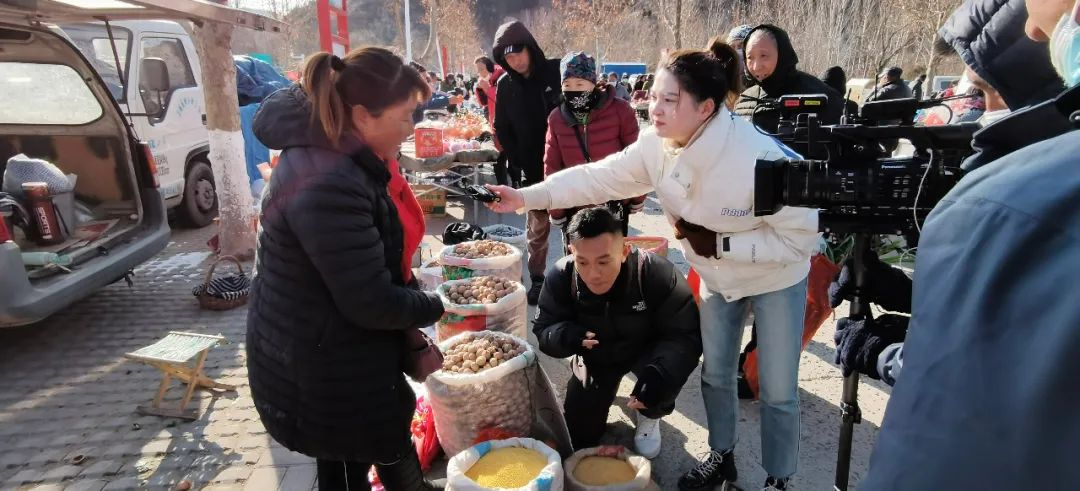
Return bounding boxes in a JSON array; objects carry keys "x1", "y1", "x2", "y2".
[{"x1": 754, "y1": 95, "x2": 979, "y2": 234}]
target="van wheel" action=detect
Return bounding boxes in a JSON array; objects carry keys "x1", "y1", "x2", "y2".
[{"x1": 180, "y1": 160, "x2": 218, "y2": 228}]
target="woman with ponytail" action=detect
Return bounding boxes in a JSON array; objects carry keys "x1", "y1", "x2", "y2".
[
  {"x1": 247, "y1": 48, "x2": 443, "y2": 490},
  {"x1": 486, "y1": 37, "x2": 819, "y2": 490}
]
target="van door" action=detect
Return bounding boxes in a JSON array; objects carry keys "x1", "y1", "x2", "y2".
[{"x1": 127, "y1": 32, "x2": 206, "y2": 205}]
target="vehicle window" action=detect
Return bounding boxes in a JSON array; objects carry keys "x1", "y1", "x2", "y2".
[
  {"x1": 139, "y1": 37, "x2": 196, "y2": 121},
  {"x1": 60, "y1": 24, "x2": 131, "y2": 103},
  {"x1": 0, "y1": 62, "x2": 103, "y2": 125}
]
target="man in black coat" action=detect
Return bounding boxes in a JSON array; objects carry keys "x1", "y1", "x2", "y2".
[
  {"x1": 864, "y1": 66, "x2": 913, "y2": 104},
  {"x1": 492, "y1": 20, "x2": 563, "y2": 306},
  {"x1": 533, "y1": 208, "x2": 702, "y2": 459},
  {"x1": 734, "y1": 24, "x2": 844, "y2": 135}
]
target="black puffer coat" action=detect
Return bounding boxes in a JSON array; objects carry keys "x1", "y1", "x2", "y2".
[
  {"x1": 938, "y1": 0, "x2": 1065, "y2": 110},
  {"x1": 734, "y1": 24, "x2": 844, "y2": 134},
  {"x1": 247, "y1": 85, "x2": 444, "y2": 463},
  {"x1": 533, "y1": 250, "x2": 702, "y2": 406}
]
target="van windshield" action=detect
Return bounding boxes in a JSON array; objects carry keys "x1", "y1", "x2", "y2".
[
  {"x1": 58, "y1": 23, "x2": 131, "y2": 102},
  {"x1": 0, "y1": 62, "x2": 104, "y2": 125}
]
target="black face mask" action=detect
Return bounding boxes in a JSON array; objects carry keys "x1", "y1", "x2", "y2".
[{"x1": 564, "y1": 89, "x2": 598, "y2": 112}]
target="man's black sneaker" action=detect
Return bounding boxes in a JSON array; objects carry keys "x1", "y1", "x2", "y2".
[
  {"x1": 763, "y1": 476, "x2": 789, "y2": 490},
  {"x1": 527, "y1": 276, "x2": 544, "y2": 305},
  {"x1": 678, "y1": 449, "x2": 737, "y2": 490}
]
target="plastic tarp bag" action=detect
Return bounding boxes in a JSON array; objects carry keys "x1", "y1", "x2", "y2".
[
  {"x1": 446, "y1": 438, "x2": 564, "y2": 491},
  {"x1": 564, "y1": 446, "x2": 652, "y2": 491},
  {"x1": 440, "y1": 241, "x2": 523, "y2": 282},
  {"x1": 427, "y1": 332, "x2": 574, "y2": 459},
  {"x1": 435, "y1": 277, "x2": 527, "y2": 341},
  {"x1": 234, "y1": 55, "x2": 290, "y2": 105},
  {"x1": 412, "y1": 396, "x2": 442, "y2": 472},
  {"x1": 418, "y1": 259, "x2": 444, "y2": 291},
  {"x1": 743, "y1": 253, "x2": 840, "y2": 397}
]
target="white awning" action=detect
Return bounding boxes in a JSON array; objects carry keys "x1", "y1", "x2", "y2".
[{"x1": 0, "y1": 0, "x2": 284, "y2": 31}]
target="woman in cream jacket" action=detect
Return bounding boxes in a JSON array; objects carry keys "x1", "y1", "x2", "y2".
[{"x1": 488, "y1": 39, "x2": 818, "y2": 491}]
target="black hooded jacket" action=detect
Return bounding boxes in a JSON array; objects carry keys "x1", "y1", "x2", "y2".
[
  {"x1": 938, "y1": 0, "x2": 1065, "y2": 110},
  {"x1": 735, "y1": 25, "x2": 844, "y2": 133},
  {"x1": 492, "y1": 21, "x2": 562, "y2": 185},
  {"x1": 246, "y1": 85, "x2": 444, "y2": 463},
  {"x1": 533, "y1": 250, "x2": 702, "y2": 407}
]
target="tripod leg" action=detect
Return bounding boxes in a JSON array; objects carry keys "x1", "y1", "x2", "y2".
[{"x1": 834, "y1": 233, "x2": 873, "y2": 490}]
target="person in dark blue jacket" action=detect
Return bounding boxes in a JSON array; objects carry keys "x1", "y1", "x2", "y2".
[
  {"x1": 837, "y1": 0, "x2": 1080, "y2": 488},
  {"x1": 833, "y1": 0, "x2": 1073, "y2": 386}
]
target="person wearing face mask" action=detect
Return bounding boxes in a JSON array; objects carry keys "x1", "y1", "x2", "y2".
[
  {"x1": 533, "y1": 207, "x2": 702, "y2": 459},
  {"x1": 832, "y1": 0, "x2": 1072, "y2": 385},
  {"x1": 248, "y1": 48, "x2": 445, "y2": 491},
  {"x1": 938, "y1": 0, "x2": 1067, "y2": 128},
  {"x1": 847, "y1": 0, "x2": 1080, "y2": 488},
  {"x1": 485, "y1": 38, "x2": 820, "y2": 491},
  {"x1": 544, "y1": 52, "x2": 644, "y2": 245},
  {"x1": 734, "y1": 25, "x2": 844, "y2": 135}
]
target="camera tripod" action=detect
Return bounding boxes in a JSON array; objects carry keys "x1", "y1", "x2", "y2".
[{"x1": 834, "y1": 232, "x2": 875, "y2": 491}]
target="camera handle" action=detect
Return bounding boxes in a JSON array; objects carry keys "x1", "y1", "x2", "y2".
[{"x1": 834, "y1": 232, "x2": 873, "y2": 491}]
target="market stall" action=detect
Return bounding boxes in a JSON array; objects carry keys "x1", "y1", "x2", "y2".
[{"x1": 400, "y1": 111, "x2": 499, "y2": 222}]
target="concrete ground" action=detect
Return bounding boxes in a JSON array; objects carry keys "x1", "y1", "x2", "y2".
[{"x1": 0, "y1": 171, "x2": 890, "y2": 490}]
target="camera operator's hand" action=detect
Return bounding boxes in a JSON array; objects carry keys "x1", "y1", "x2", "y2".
[
  {"x1": 829, "y1": 253, "x2": 914, "y2": 313},
  {"x1": 674, "y1": 219, "x2": 718, "y2": 258},
  {"x1": 833, "y1": 314, "x2": 909, "y2": 379},
  {"x1": 484, "y1": 185, "x2": 524, "y2": 213}
]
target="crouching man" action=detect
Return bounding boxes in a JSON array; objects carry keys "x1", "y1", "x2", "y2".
[{"x1": 533, "y1": 207, "x2": 702, "y2": 458}]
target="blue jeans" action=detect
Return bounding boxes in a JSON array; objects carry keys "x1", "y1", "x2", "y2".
[{"x1": 700, "y1": 278, "x2": 807, "y2": 479}]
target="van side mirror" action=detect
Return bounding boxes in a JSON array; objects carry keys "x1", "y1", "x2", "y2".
[{"x1": 140, "y1": 57, "x2": 170, "y2": 94}]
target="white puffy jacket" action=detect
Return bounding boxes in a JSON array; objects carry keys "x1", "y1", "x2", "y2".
[{"x1": 521, "y1": 108, "x2": 820, "y2": 301}]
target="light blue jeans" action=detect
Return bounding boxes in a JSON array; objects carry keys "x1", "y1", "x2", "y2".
[{"x1": 700, "y1": 278, "x2": 807, "y2": 479}]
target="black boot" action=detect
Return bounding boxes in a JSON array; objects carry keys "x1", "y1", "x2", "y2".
[
  {"x1": 375, "y1": 452, "x2": 441, "y2": 491},
  {"x1": 678, "y1": 449, "x2": 737, "y2": 491},
  {"x1": 527, "y1": 275, "x2": 544, "y2": 306}
]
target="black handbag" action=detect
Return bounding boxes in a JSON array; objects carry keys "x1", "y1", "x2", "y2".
[{"x1": 403, "y1": 329, "x2": 443, "y2": 383}]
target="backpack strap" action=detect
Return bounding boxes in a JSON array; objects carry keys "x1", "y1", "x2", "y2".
[{"x1": 570, "y1": 123, "x2": 592, "y2": 162}]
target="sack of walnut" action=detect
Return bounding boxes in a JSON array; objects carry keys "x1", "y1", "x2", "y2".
[
  {"x1": 440, "y1": 240, "x2": 523, "y2": 282},
  {"x1": 427, "y1": 332, "x2": 539, "y2": 457},
  {"x1": 435, "y1": 276, "x2": 528, "y2": 342}
]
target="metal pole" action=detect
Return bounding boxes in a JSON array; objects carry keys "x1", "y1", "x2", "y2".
[
  {"x1": 404, "y1": 0, "x2": 413, "y2": 61},
  {"x1": 835, "y1": 233, "x2": 871, "y2": 490}
]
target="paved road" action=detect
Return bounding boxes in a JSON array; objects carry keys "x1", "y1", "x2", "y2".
[{"x1": 0, "y1": 184, "x2": 890, "y2": 490}]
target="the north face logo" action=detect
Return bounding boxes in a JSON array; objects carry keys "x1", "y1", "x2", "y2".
[{"x1": 633, "y1": 301, "x2": 647, "y2": 312}]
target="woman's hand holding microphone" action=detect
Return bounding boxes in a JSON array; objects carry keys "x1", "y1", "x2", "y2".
[{"x1": 483, "y1": 185, "x2": 525, "y2": 213}]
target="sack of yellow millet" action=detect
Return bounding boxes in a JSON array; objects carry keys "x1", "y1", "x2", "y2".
[{"x1": 446, "y1": 438, "x2": 563, "y2": 491}]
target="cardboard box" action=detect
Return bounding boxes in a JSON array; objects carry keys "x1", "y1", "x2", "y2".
[
  {"x1": 411, "y1": 184, "x2": 447, "y2": 217},
  {"x1": 414, "y1": 127, "x2": 445, "y2": 158}
]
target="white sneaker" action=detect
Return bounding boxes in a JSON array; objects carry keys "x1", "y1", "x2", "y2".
[{"x1": 634, "y1": 413, "x2": 662, "y2": 459}]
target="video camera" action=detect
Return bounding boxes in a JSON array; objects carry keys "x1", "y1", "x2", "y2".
[{"x1": 753, "y1": 94, "x2": 979, "y2": 235}]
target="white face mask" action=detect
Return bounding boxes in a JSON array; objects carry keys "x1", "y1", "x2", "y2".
[
  {"x1": 979, "y1": 108, "x2": 1011, "y2": 126},
  {"x1": 1049, "y1": 1, "x2": 1080, "y2": 87}
]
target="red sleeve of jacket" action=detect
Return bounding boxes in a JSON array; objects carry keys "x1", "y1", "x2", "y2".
[
  {"x1": 544, "y1": 110, "x2": 568, "y2": 220},
  {"x1": 616, "y1": 99, "x2": 640, "y2": 148}
]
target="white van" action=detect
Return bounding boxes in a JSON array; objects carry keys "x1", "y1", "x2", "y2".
[{"x1": 58, "y1": 21, "x2": 217, "y2": 227}]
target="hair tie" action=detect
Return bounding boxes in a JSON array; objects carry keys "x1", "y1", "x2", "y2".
[{"x1": 329, "y1": 55, "x2": 346, "y2": 72}]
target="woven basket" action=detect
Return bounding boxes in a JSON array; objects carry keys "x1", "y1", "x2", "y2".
[{"x1": 195, "y1": 256, "x2": 249, "y2": 311}]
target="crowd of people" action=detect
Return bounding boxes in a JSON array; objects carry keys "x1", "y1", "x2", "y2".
[{"x1": 241, "y1": 0, "x2": 1080, "y2": 489}]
